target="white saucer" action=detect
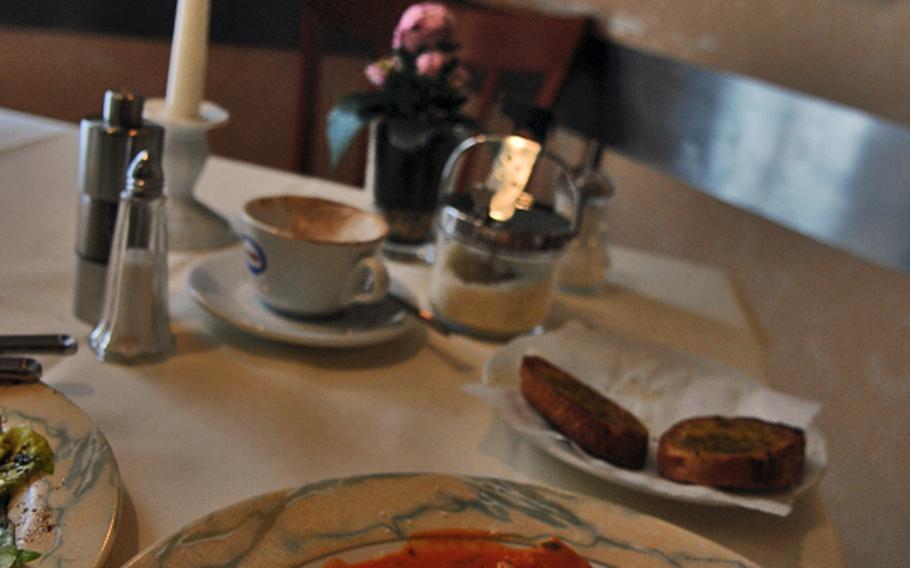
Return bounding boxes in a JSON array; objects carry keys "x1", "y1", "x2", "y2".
[{"x1": 187, "y1": 248, "x2": 416, "y2": 348}]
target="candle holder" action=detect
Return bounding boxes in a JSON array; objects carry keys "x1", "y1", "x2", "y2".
[{"x1": 144, "y1": 98, "x2": 235, "y2": 251}]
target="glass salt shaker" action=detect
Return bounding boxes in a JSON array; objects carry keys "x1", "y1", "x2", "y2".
[
  {"x1": 428, "y1": 133, "x2": 581, "y2": 340},
  {"x1": 90, "y1": 150, "x2": 175, "y2": 363},
  {"x1": 558, "y1": 140, "x2": 615, "y2": 293}
]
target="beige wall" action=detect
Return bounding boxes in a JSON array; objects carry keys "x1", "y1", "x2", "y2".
[
  {"x1": 0, "y1": 27, "x2": 300, "y2": 171},
  {"x1": 493, "y1": 0, "x2": 910, "y2": 127},
  {"x1": 0, "y1": 27, "x2": 373, "y2": 182}
]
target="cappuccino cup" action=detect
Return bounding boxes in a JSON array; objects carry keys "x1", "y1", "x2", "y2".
[{"x1": 240, "y1": 195, "x2": 390, "y2": 316}]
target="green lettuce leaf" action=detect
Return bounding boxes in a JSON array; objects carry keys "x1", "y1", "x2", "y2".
[
  {"x1": 0, "y1": 426, "x2": 55, "y2": 566},
  {"x1": 0, "y1": 427, "x2": 54, "y2": 496},
  {"x1": 1, "y1": 510, "x2": 40, "y2": 568}
]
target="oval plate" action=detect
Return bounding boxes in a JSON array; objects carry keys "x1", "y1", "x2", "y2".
[{"x1": 124, "y1": 472, "x2": 756, "y2": 567}]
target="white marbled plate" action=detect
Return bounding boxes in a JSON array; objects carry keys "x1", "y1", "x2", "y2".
[
  {"x1": 124, "y1": 472, "x2": 756, "y2": 567},
  {"x1": 0, "y1": 382, "x2": 122, "y2": 567}
]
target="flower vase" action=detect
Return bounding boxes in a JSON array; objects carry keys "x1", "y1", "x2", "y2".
[{"x1": 366, "y1": 118, "x2": 467, "y2": 261}]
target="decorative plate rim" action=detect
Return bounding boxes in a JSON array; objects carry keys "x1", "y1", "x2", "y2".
[
  {"x1": 0, "y1": 381, "x2": 123, "y2": 568},
  {"x1": 123, "y1": 471, "x2": 757, "y2": 568}
]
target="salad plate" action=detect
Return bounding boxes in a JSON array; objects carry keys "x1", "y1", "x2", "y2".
[
  {"x1": 124, "y1": 472, "x2": 756, "y2": 567},
  {"x1": 468, "y1": 322, "x2": 827, "y2": 516},
  {"x1": 0, "y1": 382, "x2": 122, "y2": 567},
  {"x1": 187, "y1": 248, "x2": 416, "y2": 348}
]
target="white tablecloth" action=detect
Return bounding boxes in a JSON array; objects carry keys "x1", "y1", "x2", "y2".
[
  {"x1": 0, "y1": 107, "x2": 71, "y2": 153},
  {"x1": 0, "y1": 115, "x2": 843, "y2": 567}
]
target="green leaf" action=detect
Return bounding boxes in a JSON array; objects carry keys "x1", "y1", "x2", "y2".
[
  {"x1": 0, "y1": 519, "x2": 40, "y2": 568},
  {"x1": 326, "y1": 106, "x2": 367, "y2": 170},
  {"x1": 0, "y1": 426, "x2": 52, "y2": 567},
  {"x1": 0, "y1": 427, "x2": 54, "y2": 497},
  {"x1": 15, "y1": 550, "x2": 40, "y2": 564},
  {"x1": 0, "y1": 547, "x2": 40, "y2": 568}
]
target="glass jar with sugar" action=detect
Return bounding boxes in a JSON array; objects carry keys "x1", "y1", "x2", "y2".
[{"x1": 429, "y1": 133, "x2": 579, "y2": 339}]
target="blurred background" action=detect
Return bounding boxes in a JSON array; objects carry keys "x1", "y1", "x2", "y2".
[
  {"x1": 1, "y1": 1, "x2": 908, "y2": 566},
  {"x1": 3, "y1": 0, "x2": 906, "y2": 168}
]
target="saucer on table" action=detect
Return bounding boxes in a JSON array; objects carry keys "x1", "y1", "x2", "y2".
[{"x1": 187, "y1": 248, "x2": 416, "y2": 348}]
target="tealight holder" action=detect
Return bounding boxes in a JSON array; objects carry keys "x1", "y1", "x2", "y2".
[{"x1": 144, "y1": 98, "x2": 235, "y2": 251}]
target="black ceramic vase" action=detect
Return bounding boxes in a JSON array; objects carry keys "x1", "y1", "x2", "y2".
[{"x1": 367, "y1": 118, "x2": 467, "y2": 249}]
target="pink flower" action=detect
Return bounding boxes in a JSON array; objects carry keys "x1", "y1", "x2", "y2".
[
  {"x1": 416, "y1": 51, "x2": 448, "y2": 78},
  {"x1": 364, "y1": 63, "x2": 388, "y2": 87},
  {"x1": 363, "y1": 57, "x2": 397, "y2": 88},
  {"x1": 392, "y1": 2, "x2": 456, "y2": 54}
]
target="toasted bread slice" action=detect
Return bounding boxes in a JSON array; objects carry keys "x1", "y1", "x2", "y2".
[
  {"x1": 519, "y1": 355, "x2": 648, "y2": 469},
  {"x1": 657, "y1": 416, "x2": 805, "y2": 490}
]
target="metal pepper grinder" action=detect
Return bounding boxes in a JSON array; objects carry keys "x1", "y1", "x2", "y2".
[{"x1": 74, "y1": 90, "x2": 164, "y2": 324}]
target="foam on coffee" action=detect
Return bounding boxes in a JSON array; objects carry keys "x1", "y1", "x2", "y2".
[{"x1": 247, "y1": 196, "x2": 387, "y2": 244}]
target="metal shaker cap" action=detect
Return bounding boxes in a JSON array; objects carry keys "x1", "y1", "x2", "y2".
[
  {"x1": 78, "y1": 89, "x2": 164, "y2": 202},
  {"x1": 124, "y1": 151, "x2": 164, "y2": 199},
  {"x1": 103, "y1": 90, "x2": 145, "y2": 128},
  {"x1": 438, "y1": 193, "x2": 575, "y2": 251}
]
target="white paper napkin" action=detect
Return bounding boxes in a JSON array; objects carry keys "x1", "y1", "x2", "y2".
[{"x1": 465, "y1": 321, "x2": 826, "y2": 516}]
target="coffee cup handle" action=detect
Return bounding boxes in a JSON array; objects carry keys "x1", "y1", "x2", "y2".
[{"x1": 348, "y1": 256, "x2": 390, "y2": 305}]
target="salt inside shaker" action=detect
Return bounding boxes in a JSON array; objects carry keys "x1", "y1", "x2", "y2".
[
  {"x1": 428, "y1": 133, "x2": 580, "y2": 339},
  {"x1": 89, "y1": 151, "x2": 175, "y2": 363}
]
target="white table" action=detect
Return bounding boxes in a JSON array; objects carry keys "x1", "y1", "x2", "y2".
[{"x1": 0, "y1": 111, "x2": 844, "y2": 567}]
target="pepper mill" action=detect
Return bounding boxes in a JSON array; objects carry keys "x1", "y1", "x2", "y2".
[
  {"x1": 89, "y1": 151, "x2": 175, "y2": 364},
  {"x1": 74, "y1": 90, "x2": 164, "y2": 324}
]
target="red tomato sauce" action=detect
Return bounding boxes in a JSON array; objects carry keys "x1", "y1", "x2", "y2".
[{"x1": 323, "y1": 530, "x2": 592, "y2": 568}]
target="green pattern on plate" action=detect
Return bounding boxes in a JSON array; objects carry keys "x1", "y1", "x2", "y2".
[{"x1": 126, "y1": 473, "x2": 756, "y2": 567}]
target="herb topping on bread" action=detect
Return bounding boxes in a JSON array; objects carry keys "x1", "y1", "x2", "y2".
[
  {"x1": 519, "y1": 355, "x2": 648, "y2": 470},
  {"x1": 657, "y1": 415, "x2": 805, "y2": 490}
]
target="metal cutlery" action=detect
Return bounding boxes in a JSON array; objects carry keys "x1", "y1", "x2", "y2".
[
  {"x1": 0, "y1": 334, "x2": 77, "y2": 355},
  {"x1": 0, "y1": 335, "x2": 77, "y2": 385},
  {"x1": 0, "y1": 357, "x2": 42, "y2": 384},
  {"x1": 386, "y1": 293, "x2": 452, "y2": 336}
]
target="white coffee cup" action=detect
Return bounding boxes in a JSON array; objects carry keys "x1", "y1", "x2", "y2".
[{"x1": 240, "y1": 195, "x2": 390, "y2": 316}]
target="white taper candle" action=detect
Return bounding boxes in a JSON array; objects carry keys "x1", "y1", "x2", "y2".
[{"x1": 165, "y1": 0, "x2": 210, "y2": 120}]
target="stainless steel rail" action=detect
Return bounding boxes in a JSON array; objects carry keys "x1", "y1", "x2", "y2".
[{"x1": 557, "y1": 39, "x2": 910, "y2": 274}]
